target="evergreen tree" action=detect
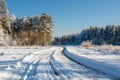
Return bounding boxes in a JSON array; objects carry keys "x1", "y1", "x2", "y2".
[
  {"x1": 0, "y1": 0, "x2": 11, "y2": 34},
  {"x1": 40, "y1": 13, "x2": 53, "y2": 46}
]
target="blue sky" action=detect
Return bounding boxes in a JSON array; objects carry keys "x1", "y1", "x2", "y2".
[{"x1": 6, "y1": 0, "x2": 120, "y2": 37}]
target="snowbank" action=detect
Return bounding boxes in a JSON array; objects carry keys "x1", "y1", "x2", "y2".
[{"x1": 64, "y1": 47, "x2": 120, "y2": 79}]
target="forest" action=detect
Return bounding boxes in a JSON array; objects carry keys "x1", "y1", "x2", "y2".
[
  {"x1": 0, "y1": 0, "x2": 53, "y2": 46},
  {"x1": 53, "y1": 25, "x2": 120, "y2": 45}
]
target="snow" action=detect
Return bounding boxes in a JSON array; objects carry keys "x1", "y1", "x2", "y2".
[
  {"x1": 65, "y1": 46, "x2": 120, "y2": 79},
  {"x1": 0, "y1": 46, "x2": 43, "y2": 80},
  {"x1": 0, "y1": 46, "x2": 115, "y2": 80},
  {"x1": 50, "y1": 47, "x2": 110, "y2": 80}
]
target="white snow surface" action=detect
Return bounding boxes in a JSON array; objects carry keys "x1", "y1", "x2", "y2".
[
  {"x1": 65, "y1": 46, "x2": 120, "y2": 79},
  {"x1": 0, "y1": 46, "x2": 114, "y2": 80}
]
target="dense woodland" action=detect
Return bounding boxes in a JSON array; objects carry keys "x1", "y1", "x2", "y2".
[
  {"x1": 10, "y1": 14, "x2": 53, "y2": 46},
  {"x1": 80, "y1": 25, "x2": 120, "y2": 45},
  {"x1": 53, "y1": 33, "x2": 81, "y2": 45},
  {"x1": 53, "y1": 25, "x2": 120, "y2": 45},
  {"x1": 0, "y1": 0, "x2": 53, "y2": 46}
]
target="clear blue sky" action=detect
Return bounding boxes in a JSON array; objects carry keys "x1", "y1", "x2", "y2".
[{"x1": 5, "y1": 0, "x2": 120, "y2": 37}]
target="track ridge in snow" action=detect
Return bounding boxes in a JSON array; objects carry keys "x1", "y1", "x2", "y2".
[
  {"x1": 21, "y1": 56, "x2": 40, "y2": 80},
  {"x1": 20, "y1": 53, "x2": 41, "y2": 80},
  {"x1": 34, "y1": 48, "x2": 59, "y2": 80},
  {"x1": 49, "y1": 53, "x2": 60, "y2": 76},
  {"x1": 62, "y1": 47, "x2": 82, "y2": 66},
  {"x1": 49, "y1": 50, "x2": 60, "y2": 76},
  {"x1": 64, "y1": 47, "x2": 117, "y2": 80},
  {"x1": 49, "y1": 47, "x2": 112, "y2": 80}
]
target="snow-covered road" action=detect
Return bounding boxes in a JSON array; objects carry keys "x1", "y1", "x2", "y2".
[
  {"x1": 0, "y1": 46, "x2": 113, "y2": 80},
  {"x1": 50, "y1": 47, "x2": 111, "y2": 80}
]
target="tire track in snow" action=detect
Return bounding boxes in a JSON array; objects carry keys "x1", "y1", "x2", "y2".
[
  {"x1": 35, "y1": 52, "x2": 58, "y2": 80},
  {"x1": 50, "y1": 48, "x2": 76, "y2": 79},
  {"x1": 19, "y1": 49, "x2": 52, "y2": 80},
  {"x1": 50, "y1": 47, "x2": 112, "y2": 80},
  {"x1": 21, "y1": 54, "x2": 40, "y2": 80}
]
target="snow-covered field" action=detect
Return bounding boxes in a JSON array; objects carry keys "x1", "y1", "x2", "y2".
[
  {"x1": 0, "y1": 46, "x2": 118, "y2": 80},
  {"x1": 65, "y1": 46, "x2": 120, "y2": 79}
]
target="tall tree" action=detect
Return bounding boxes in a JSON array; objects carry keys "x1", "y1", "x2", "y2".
[
  {"x1": 9, "y1": 14, "x2": 17, "y2": 40},
  {"x1": 32, "y1": 15, "x2": 40, "y2": 45},
  {"x1": 0, "y1": 0, "x2": 11, "y2": 34},
  {"x1": 40, "y1": 13, "x2": 53, "y2": 46}
]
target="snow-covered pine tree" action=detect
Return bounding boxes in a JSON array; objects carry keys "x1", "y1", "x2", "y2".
[
  {"x1": 9, "y1": 14, "x2": 17, "y2": 39},
  {"x1": 40, "y1": 13, "x2": 53, "y2": 46},
  {"x1": 0, "y1": 0, "x2": 11, "y2": 34},
  {"x1": 0, "y1": 0, "x2": 12, "y2": 46},
  {"x1": 32, "y1": 15, "x2": 40, "y2": 45}
]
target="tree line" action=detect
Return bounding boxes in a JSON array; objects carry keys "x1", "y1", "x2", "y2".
[
  {"x1": 53, "y1": 33, "x2": 81, "y2": 45},
  {"x1": 53, "y1": 25, "x2": 120, "y2": 45},
  {"x1": 0, "y1": 0, "x2": 53, "y2": 46},
  {"x1": 80, "y1": 25, "x2": 120, "y2": 45}
]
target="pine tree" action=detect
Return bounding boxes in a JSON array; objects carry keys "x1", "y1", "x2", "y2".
[
  {"x1": 32, "y1": 15, "x2": 40, "y2": 45},
  {"x1": 40, "y1": 13, "x2": 53, "y2": 46},
  {"x1": 9, "y1": 14, "x2": 17, "y2": 40},
  {"x1": 0, "y1": 0, "x2": 11, "y2": 34}
]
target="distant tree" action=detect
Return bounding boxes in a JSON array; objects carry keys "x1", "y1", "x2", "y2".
[{"x1": 53, "y1": 25, "x2": 120, "y2": 45}]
